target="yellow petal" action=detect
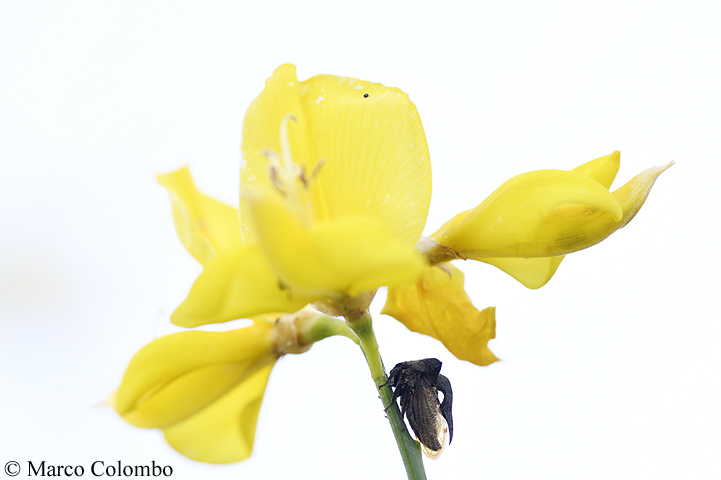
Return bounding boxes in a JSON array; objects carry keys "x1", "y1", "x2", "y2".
[
  {"x1": 249, "y1": 193, "x2": 424, "y2": 296},
  {"x1": 431, "y1": 209, "x2": 470, "y2": 240},
  {"x1": 430, "y1": 210, "x2": 566, "y2": 288},
  {"x1": 478, "y1": 152, "x2": 615, "y2": 288},
  {"x1": 383, "y1": 265, "x2": 498, "y2": 366},
  {"x1": 163, "y1": 362, "x2": 274, "y2": 464},
  {"x1": 380, "y1": 274, "x2": 437, "y2": 339},
  {"x1": 477, "y1": 151, "x2": 616, "y2": 288},
  {"x1": 171, "y1": 243, "x2": 316, "y2": 328},
  {"x1": 571, "y1": 150, "x2": 620, "y2": 189},
  {"x1": 158, "y1": 167, "x2": 244, "y2": 264},
  {"x1": 241, "y1": 64, "x2": 431, "y2": 247},
  {"x1": 434, "y1": 169, "x2": 623, "y2": 256},
  {"x1": 115, "y1": 326, "x2": 275, "y2": 429},
  {"x1": 478, "y1": 256, "x2": 565, "y2": 289},
  {"x1": 429, "y1": 152, "x2": 656, "y2": 289},
  {"x1": 430, "y1": 212, "x2": 565, "y2": 288},
  {"x1": 506, "y1": 162, "x2": 674, "y2": 256}
]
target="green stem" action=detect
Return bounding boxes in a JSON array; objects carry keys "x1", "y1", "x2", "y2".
[
  {"x1": 347, "y1": 311, "x2": 427, "y2": 480},
  {"x1": 298, "y1": 314, "x2": 360, "y2": 345}
]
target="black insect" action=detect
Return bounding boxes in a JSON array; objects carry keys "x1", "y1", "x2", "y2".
[
  {"x1": 363, "y1": 93, "x2": 369, "y2": 98},
  {"x1": 382, "y1": 358, "x2": 453, "y2": 459}
]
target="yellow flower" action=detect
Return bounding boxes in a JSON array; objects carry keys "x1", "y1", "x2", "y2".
[
  {"x1": 384, "y1": 151, "x2": 671, "y2": 365},
  {"x1": 172, "y1": 64, "x2": 432, "y2": 326},
  {"x1": 112, "y1": 308, "x2": 348, "y2": 464},
  {"x1": 115, "y1": 65, "x2": 672, "y2": 469},
  {"x1": 113, "y1": 322, "x2": 277, "y2": 464},
  {"x1": 117, "y1": 66, "x2": 435, "y2": 462},
  {"x1": 115, "y1": 166, "x2": 357, "y2": 463}
]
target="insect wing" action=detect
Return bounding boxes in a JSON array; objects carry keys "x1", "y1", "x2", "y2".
[
  {"x1": 407, "y1": 376, "x2": 447, "y2": 459},
  {"x1": 420, "y1": 415, "x2": 447, "y2": 460}
]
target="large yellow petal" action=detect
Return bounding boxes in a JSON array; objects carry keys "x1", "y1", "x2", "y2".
[
  {"x1": 383, "y1": 265, "x2": 498, "y2": 366},
  {"x1": 241, "y1": 64, "x2": 431, "y2": 247},
  {"x1": 171, "y1": 243, "x2": 316, "y2": 328},
  {"x1": 158, "y1": 167, "x2": 244, "y2": 264},
  {"x1": 434, "y1": 169, "x2": 623, "y2": 256},
  {"x1": 115, "y1": 326, "x2": 275, "y2": 429},
  {"x1": 248, "y1": 193, "x2": 424, "y2": 297},
  {"x1": 163, "y1": 362, "x2": 274, "y2": 464}
]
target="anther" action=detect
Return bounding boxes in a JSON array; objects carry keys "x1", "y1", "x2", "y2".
[{"x1": 309, "y1": 159, "x2": 326, "y2": 182}]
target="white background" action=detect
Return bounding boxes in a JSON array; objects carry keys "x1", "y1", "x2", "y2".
[{"x1": 1, "y1": 1, "x2": 719, "y2": 479}]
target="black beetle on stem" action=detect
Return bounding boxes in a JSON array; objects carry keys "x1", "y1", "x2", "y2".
[{"x1": 381, "y1": 358, "x2": 453, "y2": 459}]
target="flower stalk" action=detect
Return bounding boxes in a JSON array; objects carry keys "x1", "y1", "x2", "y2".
[
  {"x1": 299, "y1": 314, "x2": 360, "y2": 346},
  {"x1": 347, "y1": 311, "x2": 427, "y2": 480}
]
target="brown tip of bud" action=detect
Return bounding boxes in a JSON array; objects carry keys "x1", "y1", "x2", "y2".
[{"x1": 415, "y1": 236, "x2": 465, "y2": 265}]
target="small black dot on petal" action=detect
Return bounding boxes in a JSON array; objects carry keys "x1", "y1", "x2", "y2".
[{"x1": 364, "y1": 93, "x2": 369, "y2": 98}]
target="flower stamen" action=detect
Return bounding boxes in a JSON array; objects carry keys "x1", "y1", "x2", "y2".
[{"x1": 263, "y1": 114, "x2": 329, "y2": 227}]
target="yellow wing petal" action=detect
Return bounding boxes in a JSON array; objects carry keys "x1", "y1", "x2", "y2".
[
  {"x1": 171, "y1": 243, "x2": 316, "y2": 328},
  {"x1": 435, "y1": 169, "x2": 622, "y2": 256},
  {"x1": 248, "y1": 193, "x2": 424, "y2": 296},
  {"x1": 571, "y1": 150, "x2": 620, "y2": 189},
  {"x1": 474, "y1": 152, "x2": 615, "y2": 288},
  {"x1": 163, "y1": 362, "x2": 274, "y2": 464},
  {"x1": 430, "y1": 152, "x2": 657, "y2": 288},
  {"x1": 114, "y1": 327, "x2": 274, "y2": 429},
  {"x1": 430, "y1": 208, "x2": 566, "y2": 288},
  {"x1": 478, "y1": 256, "x2": 565, "y2": 289},
  {"x1": 477, "y1": 151, "x2": 614, "y2": 288},
  {"x1": 508, "y1": 162, "x2": 674, "y2": 256},
  {"x1": 158, "y1": 167, "x2": 244, "y2": 264},
  {"x1": 241, "y1": 64, "x2": 431, "y2": 247},
  {"x1": 383, "y1": 265, "x2": 499, "y2": 366}
]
